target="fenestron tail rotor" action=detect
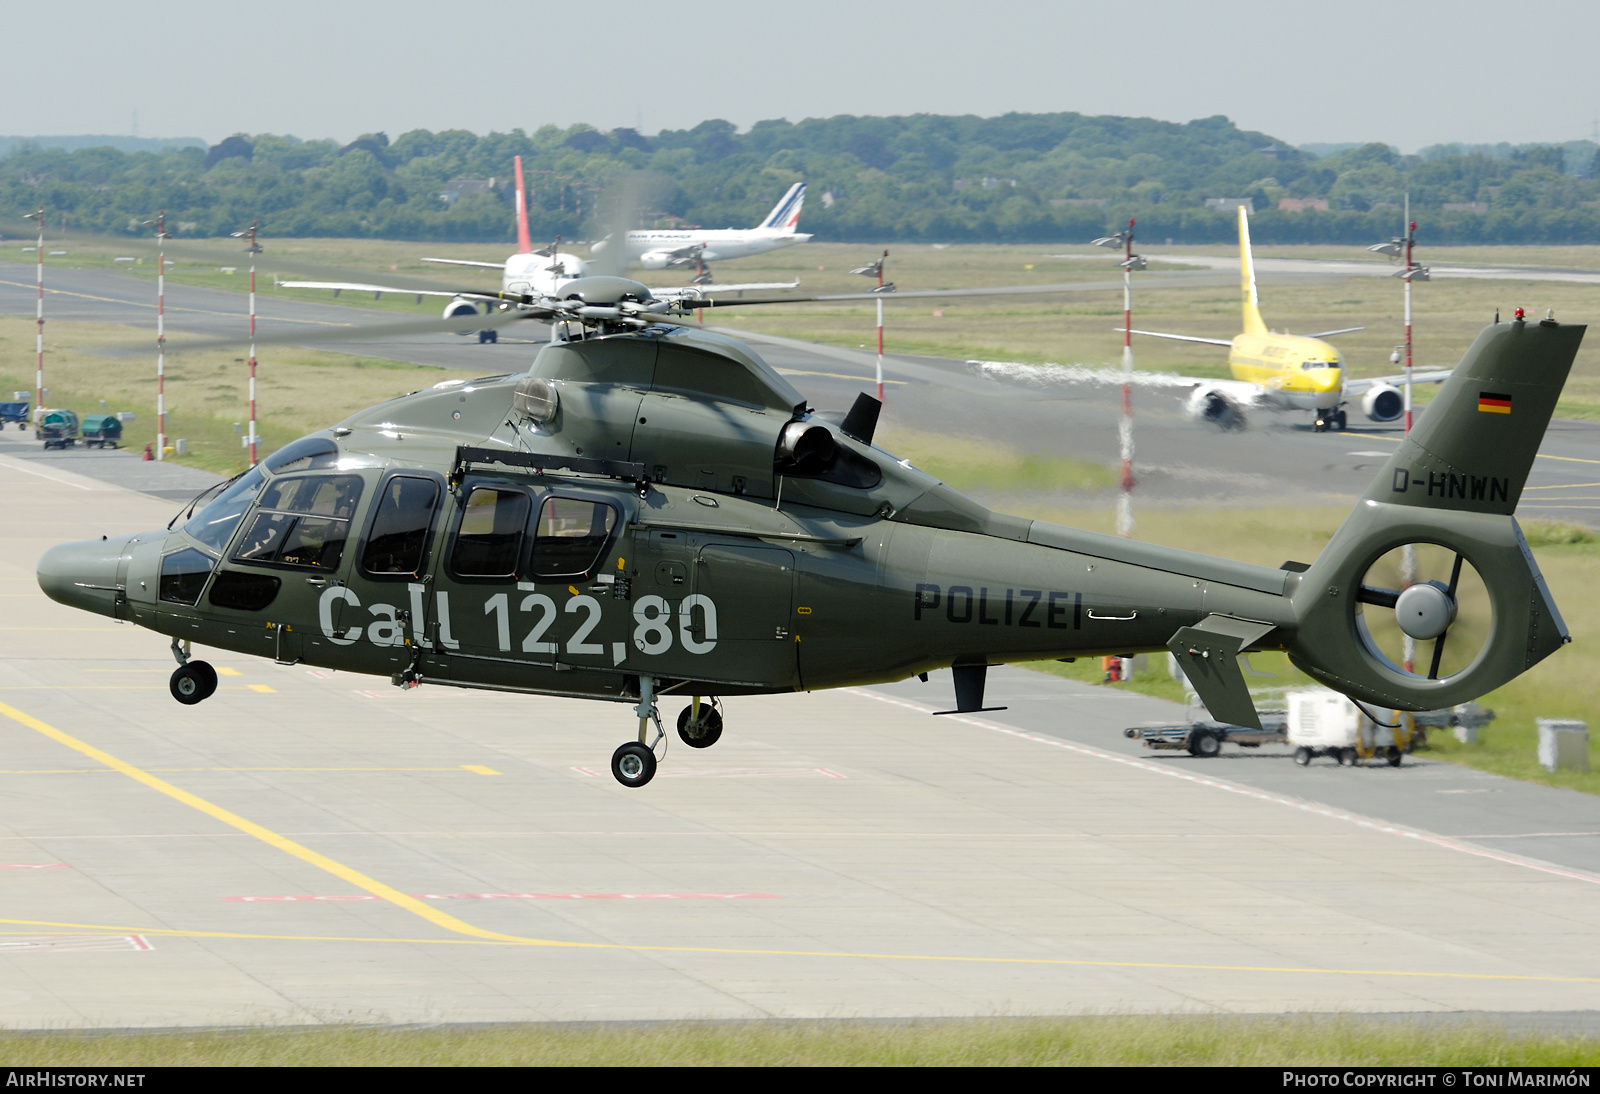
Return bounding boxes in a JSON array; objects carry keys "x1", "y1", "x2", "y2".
[{"x1": 1354, "y1": 543, "x2": 1491, "y2": 680}]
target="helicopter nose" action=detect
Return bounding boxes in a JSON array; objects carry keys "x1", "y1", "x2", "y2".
[{"x1": 37, "y1": 535, "x2": 131, "y2": 618}]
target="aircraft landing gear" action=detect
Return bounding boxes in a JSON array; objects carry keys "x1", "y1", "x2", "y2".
[
  {"x1": 677, "y1": 697, "x2": 723, "y2": 748},
  {"x1": 1334, "y1": 409, "x2": 1348, "y2": 431},
  {"x1": 477, "y1": 329, "x2": 499, "y2": 344},
  {"x1": 612, "y1": 675, "x2": 665, "y2": 788},
  {"x1": 168, "y1": 638, "x2": 218, "y2": 705}
]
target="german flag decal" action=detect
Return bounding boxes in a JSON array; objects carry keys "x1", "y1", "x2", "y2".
[{"x1": 1478, "y1": 391, "x2": 1512, "y2": 414}]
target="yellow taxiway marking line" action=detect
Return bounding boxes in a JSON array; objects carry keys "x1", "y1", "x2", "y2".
[
  {"x1": 0, "y1": 917, "x2": 1591, "y2": 985},
  {"x1": 460, "y1": 765, "x2": 502, "y2": 776},
  {"x1": 246, "y1": 684, "x2": 275, "y2": 694},
  {"x1": 775, "y1": 369, "x2": 907, "y2": 385},
  {"x1": 0, "y1": 699, "x2": 531, "y2": 945},
  {"x1": 1524, "y1": 482, "x2": 1600, "y2": 490}
]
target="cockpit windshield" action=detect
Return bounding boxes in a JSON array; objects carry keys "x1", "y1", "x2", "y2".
[
  {"x1": 183, "y1": 466, "x2": 267, "y2": 552},
  {"x1": 1300, "y1": 360, "x2": 1338, "y2": 371}
]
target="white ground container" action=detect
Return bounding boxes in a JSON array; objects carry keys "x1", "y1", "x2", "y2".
[
  {"x1": 1287, "y1": 688, "x2": 1363, "y2": 750},
  {"x1": 1537, "y1": 719, "x2": 1590, "y2": 773}
]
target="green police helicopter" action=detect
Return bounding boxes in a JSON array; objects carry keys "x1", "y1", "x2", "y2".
[{"x1": 36, "y1": 277, "x2": 1578, "y2": 787}]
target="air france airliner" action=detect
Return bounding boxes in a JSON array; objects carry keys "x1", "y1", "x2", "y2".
[{"x1": 589, "y1": 183, "x2": 812, "y2": 271}]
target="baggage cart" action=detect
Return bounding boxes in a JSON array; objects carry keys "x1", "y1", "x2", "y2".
[
  {"x1": 79, "y1": 414, "x2": 123, "y2": 449},
  {"x1": 37, "y1": 409, "x2": 79, "y2": 450}
]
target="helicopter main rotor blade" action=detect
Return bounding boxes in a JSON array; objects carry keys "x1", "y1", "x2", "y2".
[
  {"x1": 154, "y1": 304, "x2": 539, "y2": 354},
  {"x1": 0, "y1": 217, "x2": 502, "y2": 297},
  {"x1": 683, "y1": 281, "x2": 1139, "y2": 308}
]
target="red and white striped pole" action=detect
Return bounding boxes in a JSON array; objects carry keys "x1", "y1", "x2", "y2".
[
  {"x1": 1402, "y1": 202, "x2": 1416, "y2": 434},
  {"x1": 153, "y1": 212, "x2": 168, "y2": 460},
  {"x1": 245, "y1": 221, "x2": 260, "y2": 465},
  {"x1": 1116, "y1": 219, "x2": 1137, "y2": 539},
  {"x1": 876, "y1": 249, "x2": 887, "y2": 402},
  {"x1": 26, "y1": 207, "x2": 43, "y2": 423}
]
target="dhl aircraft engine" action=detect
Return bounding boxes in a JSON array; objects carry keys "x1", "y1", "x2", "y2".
[{"x1": 1362, "y1": 383, "x2": 1404, "y2": 422}]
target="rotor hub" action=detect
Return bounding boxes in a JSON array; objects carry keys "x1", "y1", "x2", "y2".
[{"x1": 1394, "y1": 581, "x2": 1456, "y2": 641}]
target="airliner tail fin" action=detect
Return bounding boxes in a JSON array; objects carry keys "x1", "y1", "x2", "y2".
[
  {"x1": 760, "y1": 182, "x2": 805, "y2": 232},
  {"x1": 514, "y1": 155, "x2": 532, "y2": 255},
  {"x1": 1239, "y1": 206, "x2": 1267, "y2": 335}
]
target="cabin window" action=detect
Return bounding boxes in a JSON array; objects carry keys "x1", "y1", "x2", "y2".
[
  {"x1": 159, "y1": 548, "x2": 215, "y2": 605},
  {"x1": 528, "y1": 497, "x2": 618, "y2": 579},
  {"x1": 232, "y1": 474, "x2": 364, "y2": 571},
  {"x1": 450, "y1": 488, "x2": 530, "y2": 578},
  {"x1": 362, "y1": 475, "x2": 440, "y2": 576}
]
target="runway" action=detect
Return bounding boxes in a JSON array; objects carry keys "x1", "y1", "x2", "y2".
[{"x1": 1, "y1": 435, "x2": 1599, "y2": 1027}]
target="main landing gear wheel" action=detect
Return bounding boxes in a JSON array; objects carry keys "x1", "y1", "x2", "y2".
[
  {"x1": 677, "y1": 702, "x2": 723, "y2": 749},
  {"x1": 611, "y1": 742, "x2": 657, "y2": 788},
  {"x1": 1334, "y1": 410, "x2": 1348, "y2": 431},
  {"x1": 170, "y1": 661, "x2": 218, "y2": 705}
]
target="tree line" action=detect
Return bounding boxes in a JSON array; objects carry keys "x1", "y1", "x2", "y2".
[{"x1": 4, "y1": 113, "x2": 1599, "y2": 245}]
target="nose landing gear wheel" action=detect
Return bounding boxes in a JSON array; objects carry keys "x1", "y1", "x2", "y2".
[
  {"x1": 170, "y1": 661, "x2": 218, "y2": 705},
  {"x1": 677, "y1": 702, "x2": 723, "y2": 749},
  {"x1": 611, "y1": 742, "x2": 658, "y2": 788}
]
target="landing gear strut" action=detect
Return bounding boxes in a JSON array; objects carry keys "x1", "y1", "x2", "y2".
[
  {"x1": 677, "y1": 697, "x2": 723, "y2": 748},
  {"x1": 168, "y1": 639, "x2": 217, "y2": 705},
  {"x1": 611, "y1": 675, "x2": 665, "y2": 788}
]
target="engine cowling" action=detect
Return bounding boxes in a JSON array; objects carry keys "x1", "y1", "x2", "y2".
[
  {"x1": 638, "y1": 250, "x2": 678, "y2": 271},
  {"x1": 1185, "y1": 386, "x2": 1247, "y2": 431},
  {"x1": 1362, "y1": 383, "x2": 1403, "y2": 423},
  {"x1": 442, "y1": 297, "x2": 480, "y2": 336}
]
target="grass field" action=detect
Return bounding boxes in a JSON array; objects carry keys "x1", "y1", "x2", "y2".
[{"x1": 0, "y1": 1016, "x2": 1596, "y2": 1066}]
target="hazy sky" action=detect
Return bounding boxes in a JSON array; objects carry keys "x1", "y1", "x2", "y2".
[{"x1": 7, "y1": 0, "x2": 1597, "y2": 150}]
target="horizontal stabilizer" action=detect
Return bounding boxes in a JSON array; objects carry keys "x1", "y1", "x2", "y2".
[
  {"x1": 1122, "y1": 328, "x2": 1234, "y2": 347},
  {"x1": 421, "y1": 258, "x2": 506, "y2": 270},
  {"x1": 1167, "y1": 615, "x2": 1276, "y2": 730}
]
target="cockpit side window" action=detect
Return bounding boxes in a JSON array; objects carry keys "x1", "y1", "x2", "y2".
[
  {"x1": 361, "y1": 475, "x2": 441, "y2": 577},
  {"x1": 233, "y1": 473, "x2": 364, "y2": 571},
  {"x1": 450, "y1": 488, "x2": 530, "y2": 578},
  {"x1": 528, "y1": 496, "x2": 618, "y2": 580},
  {"x1": 159, "y1": 548, "x2": 215, "y2": 605}
]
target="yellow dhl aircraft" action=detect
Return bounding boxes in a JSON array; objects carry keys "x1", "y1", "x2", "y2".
[{"x1": 1130, "y1": 206, "x2": 1450, "y2": 431}]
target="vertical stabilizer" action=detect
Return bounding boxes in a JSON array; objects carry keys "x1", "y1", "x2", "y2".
[
  {"x1": 760, "y1": 183, "x2": 806, "y2": 232},
  {"x1": 1239, "y1": 206, "x2": 1267, "y2": 335},
  {"x1": 514, "y1": 156, "x2": 532, "y2": 255}
]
